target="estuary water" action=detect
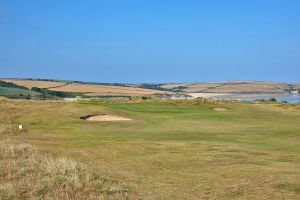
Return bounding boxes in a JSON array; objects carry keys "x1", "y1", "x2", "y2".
[{"x1": 189, "y1": 93, "x2": 300, "y2": 103}]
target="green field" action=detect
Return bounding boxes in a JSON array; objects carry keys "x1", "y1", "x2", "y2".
[
  {"x1": 0, "y1": 86, "x2": 37, "y2": 95},
  {"x1": 1, "y1": 99, "x2": 300, "y2": 199}
]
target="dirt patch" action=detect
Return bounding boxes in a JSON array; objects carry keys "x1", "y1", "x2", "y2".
[
  {"x1": 212, "y1": 108, "x2": 227, "y2": 111},
  {"x1": 81, "y1": 114, "x2": 132, "y2": 121}
]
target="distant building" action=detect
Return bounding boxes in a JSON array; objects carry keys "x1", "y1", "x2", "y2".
[
  {"x1": 76, "y1": 96, "x2": 83, "y2": 100},
  {"x1": 290, "y1": 90, "x2": 299, "y2": 94}
]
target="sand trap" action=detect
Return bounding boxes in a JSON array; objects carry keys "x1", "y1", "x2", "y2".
[
  {"x1": 212, "y1": 107, "x2": 227, "y2": 111},
  {"x1": 81, "y1": 114, "x2": 132, "y2": 121}
]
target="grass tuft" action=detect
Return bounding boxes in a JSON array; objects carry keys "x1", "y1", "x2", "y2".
[{"x1": 0, "y1": 133, "x2": 129, "y2": 199}]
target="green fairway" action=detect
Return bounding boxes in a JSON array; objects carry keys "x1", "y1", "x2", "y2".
[{"x1": 2, "y1": 99, "x2": 300, "y2": 199}]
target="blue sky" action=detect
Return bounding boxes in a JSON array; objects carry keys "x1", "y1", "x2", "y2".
[{"x1": 0, "y1": 0, "x2": 299, "y2": 83}]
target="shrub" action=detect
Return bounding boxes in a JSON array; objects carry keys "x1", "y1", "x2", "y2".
[
  {"x1": 31, "y1": 87, "x2": 84, "y2": 99},
  {"x1": 0, "y1": 80, "x2": 28, "y2": 90},
  {"x1": 269, "y1": 98, "x2": 277, "y2": 102}
]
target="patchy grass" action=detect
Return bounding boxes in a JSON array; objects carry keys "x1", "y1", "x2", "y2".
[
  {"x1": 0, "y1": 107, "x2": 130, "y2": 199},
  {"x1": 1, "y1": 98, "x2": 300, "y2": 199}
]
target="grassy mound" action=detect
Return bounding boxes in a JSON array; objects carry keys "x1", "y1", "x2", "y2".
[{"x1": 0, "y1": 129, "x2": 129, "y2": 199}]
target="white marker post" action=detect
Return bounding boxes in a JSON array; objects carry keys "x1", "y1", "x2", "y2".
[{"x1": 18, "y1": 125, "x2": 23, "y2": 130}]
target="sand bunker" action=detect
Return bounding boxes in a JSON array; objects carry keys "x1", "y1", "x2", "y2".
[
  {"x1": 81, "y1": 114, "x2": 131, "y2": 121},
  {"x1": 212, "y1": 107, "x2": 227, "y2": 111}
]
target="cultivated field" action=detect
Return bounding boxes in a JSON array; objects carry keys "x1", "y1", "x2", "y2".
[
  {"x1": 0, "y1": 79, "x2": 67, "y2": 89},
  {"x1": 1, "y1": 98, "x2": 300, "y2": 199},
  {"x1": 0, "y1": 79, "x2": 171, "y2": 96},
  {"x1": 0, "y1": 86, "x2": 38, "y2": 95},
  {"x1": 161, "y1": 81, "x2": 296, "y2": 93},
  {"x1": 202, "y1": 82, "x2": 285, "y2": 93},
  {"x1": 49, "y1": 83, "x2": 170, "y2": 96}
]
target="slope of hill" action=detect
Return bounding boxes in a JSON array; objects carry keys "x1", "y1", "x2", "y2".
[
  {"x1": 1, "y1": 79, "x2": 299, "y2": 99},
  {"x1": 0, "y1": 87, "x2": 38, "y2": 95},
  {"x1": 0, "y1": 79, "x2": 67, "y2": 89},
  {"x1": 0, "y1": 79, "x2": 172, "y2": 97},
  {"x1": 161, "y1": 81, "x2": 298, "y2": 93},
  {"x1": 0, "y1": 80, "x2": 39, "y2": 98},
  {"x1": 48, "y1": 82, "x2": 170, "y2": 96}
]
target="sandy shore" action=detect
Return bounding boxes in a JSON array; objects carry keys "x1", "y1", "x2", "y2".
[
  {"x1": 188, "y1": 93, "x2": 300, "y2": 103},
  {"x1": 188, "y1": 93, "x2": 231, "y2": 98}
]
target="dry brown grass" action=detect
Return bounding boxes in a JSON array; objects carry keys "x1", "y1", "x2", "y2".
[
  {"x1": 49, "y1": 83, "x2": 170, "y2": 96},
  {"x1": 0, "y1": 127, "x2": 129, "y2": 200},
  {"x1": 205, "y1": 82, "x2": 283, "y2": 93},
  {"x1": 0, "y1": 79, "x2": 66, "y2": 89},
  {"x1": 294, "y1": 84, "x2": 300, "y2": 90},
  {"x1": 162, "y1": 81, "x2": 294, "y2": 93},
  {"x1": 1, "y1": 97, "x2": 300, "y2": 199}
]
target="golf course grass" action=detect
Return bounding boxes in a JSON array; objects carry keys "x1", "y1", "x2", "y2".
[{"x1": 1, "y1": 98, "x2": 300, "y2": 199}]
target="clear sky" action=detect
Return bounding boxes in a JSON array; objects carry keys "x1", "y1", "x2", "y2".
[{"x1": 0, "y1": 0, "x2": 299, "y2": 83}]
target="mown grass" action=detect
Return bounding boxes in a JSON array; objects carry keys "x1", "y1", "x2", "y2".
[
  {"x1": 0, "y1": 100, "x2": 129, "y2": 200},
  {"x1": 1, "y1": 97, "x2": 300, "y2": 199}
]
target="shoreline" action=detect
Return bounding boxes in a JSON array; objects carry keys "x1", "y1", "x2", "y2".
[{"x1": 188, "y1": 93, "x2": 300, "y2": 103}]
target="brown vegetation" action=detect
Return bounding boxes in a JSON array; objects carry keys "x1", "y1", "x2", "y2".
[
  {"x1": 162, "y1": 81, "x2": 293, "y2": 93},
  {"x1": 204, "y1": 82, "x2": 285, "y2": 93},
  {"x1": 49, "y1": 83, "x2": 170, "y2": 96},
  {"x1": 0, "y1": 139, "x2": 129, "y2": 199},
  {"x1": 0, "y1": 79, "x2": 66, "y2": 89}
]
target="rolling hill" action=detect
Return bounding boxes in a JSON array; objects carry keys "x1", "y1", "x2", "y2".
[
  {"x1": 1, "y1": 79, "x2": 299, "y2": 100},
  {"x1": 161, "y1": 81, "x2": 300, "y2": 94},
  {"x1": 0, "y1": 87, "x2": 38, "y2": 95},
  {"x1": 0, "y1": 79, "x2": 172, "y2": 97}
]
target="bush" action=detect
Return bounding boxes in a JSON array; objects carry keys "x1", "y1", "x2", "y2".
[
  {"x1": 31, "y1": 87, "x2": 84, "y2": 98},
  {"x1": 269, "y1": 98, "x2": 277, "y2": 102},
  {"x1": 3, "y1": 94, "x2": 31, "y2": 99},
  {"x1": 138, "y1": 84, "x2": 173, "y2": 91},
  {"x1": 0, "y1": 80, "x2": 28, "y2": 90},
  {"x1": 254, "y1": 99, "x2": 267, "y2": 102}
]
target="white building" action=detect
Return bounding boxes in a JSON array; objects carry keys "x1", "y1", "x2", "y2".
[{"x1": 290, "y1": 90, "x2": 299, "y2": 94}]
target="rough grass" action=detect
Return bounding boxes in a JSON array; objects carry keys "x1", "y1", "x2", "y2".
[
  {"x1": 0, "y1": 113, "x2": 129, "y2": 199},
  {"x1": 161, "y1": 81, "x2": 294, "y2": 93},
  {"x1": 1, "y1": 97, "x2": 300, "y2": 199}
]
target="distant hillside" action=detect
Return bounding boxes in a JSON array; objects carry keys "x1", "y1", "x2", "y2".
[
  {"x1": 0, "y1": 79, "x2": 68, "y2": 89},
  {"x1": 0, "y1": 80, "x2": 39, "y2": 98},
  {"x1": 0, "y1": 78, "x2": 172, "y2": 97},
  {"x1": 1, "y1": 79, "x2": 299, "y2": 99},
  {"x1": 0, "y1": 87, "x2": 38, "y2": 96},
  {"x1": 161, "y1": 81, "x2": 300, "y2": 94}
]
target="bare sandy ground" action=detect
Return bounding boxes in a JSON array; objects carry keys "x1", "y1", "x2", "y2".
[
  {"x1": 82, "y1": 114, "x2": 132, "y2": 121},
  {"x1": 188, "y1": 93, "x2": 230, "y2": 98},
  {"x1": 212, "y1": 108, "x2": 227, "y2": 111}
]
